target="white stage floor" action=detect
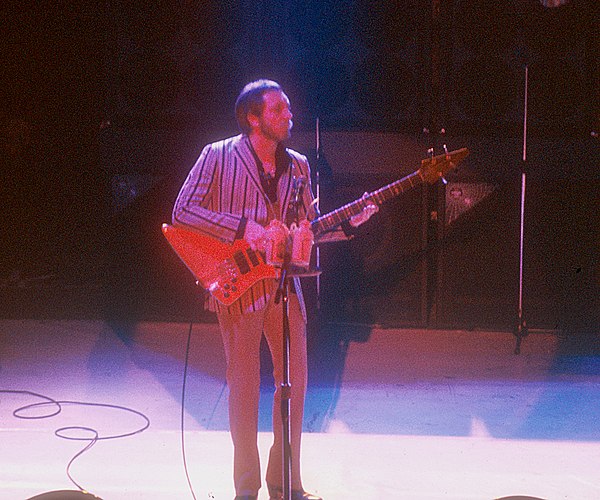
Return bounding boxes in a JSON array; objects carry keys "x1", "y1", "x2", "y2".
[{"x1": 1, "y1": 320, "x2": 599, "y2": 500}]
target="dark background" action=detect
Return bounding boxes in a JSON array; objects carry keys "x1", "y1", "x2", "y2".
[{"x1": 1, "y1": 1, "x2": 598, "y2": 344}]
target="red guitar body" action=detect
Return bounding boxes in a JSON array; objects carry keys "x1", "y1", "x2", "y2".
[{"x1": 161, "y1": 224, "x2": 277, "y2": 306}]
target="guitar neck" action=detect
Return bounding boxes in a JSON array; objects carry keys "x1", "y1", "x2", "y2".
[{"x1": 310, "y1": 170, "x2": 424, "y2": 236}]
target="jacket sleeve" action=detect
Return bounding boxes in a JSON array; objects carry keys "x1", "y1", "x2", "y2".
[{"x1": 172, "y1": 143, "x2": 245, "y2": 244}]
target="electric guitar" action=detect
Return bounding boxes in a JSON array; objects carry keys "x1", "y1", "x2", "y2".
[{"x1": 162, "y1": 147, "x2": 469, "y2": 305}]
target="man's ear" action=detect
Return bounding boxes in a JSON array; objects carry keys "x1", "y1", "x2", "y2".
[{"x1": 247, "y1": 113, "x2": 260, "y2": 129}]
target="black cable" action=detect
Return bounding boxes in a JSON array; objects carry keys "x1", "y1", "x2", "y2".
[
  {"x1": 61, "y1": 426, "x2": 99, "y2": 491},
  {"x1": 3, "y1": 319, "x2": 206, "y2": 499},
  {"x1": 181, "y1": 320, "x2": 198, "y2": 500},
  {"x1": 0, "y1": 389, "x2": 150, "y2": 494}
]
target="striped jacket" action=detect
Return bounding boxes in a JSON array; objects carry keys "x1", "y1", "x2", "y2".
[{"x1": 173, "y1": 133, "x2": 331, "y2": 317}]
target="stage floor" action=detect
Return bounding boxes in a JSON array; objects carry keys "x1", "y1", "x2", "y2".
[{"x1": 1, "y1": 320, "x2": 599, "y2": 500}]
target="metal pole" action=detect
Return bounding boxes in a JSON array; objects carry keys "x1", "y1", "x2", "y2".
[
  {"x1": 315, "y1": 117, "x2": 321, "y2": 309},
  {"x1": 515, "y1": 65, "x2": 529, "y2": 354}
]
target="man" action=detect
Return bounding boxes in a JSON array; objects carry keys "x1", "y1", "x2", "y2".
[{"x1": 172, "y1": 80, "x2": 377, "y2": 500}]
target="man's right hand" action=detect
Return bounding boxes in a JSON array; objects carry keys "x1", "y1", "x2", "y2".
[{"x1": 244, "y1": 219, "x2": 267, "y2": 251}]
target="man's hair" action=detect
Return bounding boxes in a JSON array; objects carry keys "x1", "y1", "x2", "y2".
[{"x1": 235, "y1": 79, "x2": 282, "y2": 134}]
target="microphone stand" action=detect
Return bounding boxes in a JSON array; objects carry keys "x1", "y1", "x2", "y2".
[
  {"x1": 274, "y1": 252, "x2": 293, "y2": 500},
  {"x1": 514, "y1": 65, "x2": 529, "y2": 354},
  {"x1": 274, "y1": 178, "x2": 304, "y2": 500}
]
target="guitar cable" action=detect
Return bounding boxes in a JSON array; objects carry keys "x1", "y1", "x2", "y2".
[
  {"x1": 2, "y1": 319, "x2": 202, "y2": 499},
  {"x1": 180, "y1": 317, "x2": 227, "y2": 500},
  {"x1": 0, "y1": 389, "x2": 150, "y2": 495},
  {"x1": 181, "y1": 319, "x2": 199, "y2": 500}
]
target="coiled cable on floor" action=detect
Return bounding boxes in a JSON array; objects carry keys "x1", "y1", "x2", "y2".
[{"x1": 0, "y1": 389, "x2": 150, "y2": 494}]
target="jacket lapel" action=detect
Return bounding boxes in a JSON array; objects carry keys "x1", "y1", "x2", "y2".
[
  {"x1": 280, "y1": 156, "x2": 295, "y2": 222},
  {"x1": 233, "y1": 135, "x2": 302, "y2": 222},
  {"x1": 233, "y1": 135, "x2": 268, "y2": 200}
]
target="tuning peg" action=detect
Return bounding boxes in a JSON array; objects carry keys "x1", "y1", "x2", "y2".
[{"x1": 443, "y1": 143, "x2": 451, "y2": 160}]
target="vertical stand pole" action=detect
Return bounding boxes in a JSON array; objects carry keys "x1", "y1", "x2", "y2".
[
  {"x1": 514, "y1": 65, "x2": 529, "y2": 354},
  {"x1": 275, "y1": 176, "x2": 305, "y2": 500},
  {"x1": 315, "y1": 117, "x2": 321, "y2": 310},
  {"x1": 276, "y1": 264, "x2": 292, "y2": 500},
  {"x1": 426, "y1": 0, "x2": 443, "y2": 326}
]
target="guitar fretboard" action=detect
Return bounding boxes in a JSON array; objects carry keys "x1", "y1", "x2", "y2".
[{"x1": 310, "y1": 170, "x2": 424, "y2": 235}]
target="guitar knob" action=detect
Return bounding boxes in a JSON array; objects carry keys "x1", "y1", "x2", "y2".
[
  {"x1": 224, "y1": 283, "x2": 231, "y2": 289},
  {"x1": 231, "y1": 285, "x2": 238, "y2": 292},
  {"x1": 223, "y1": 292, "x2": 230, "y2": 299}
]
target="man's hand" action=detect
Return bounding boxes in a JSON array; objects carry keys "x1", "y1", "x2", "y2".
[
  {"x1": 349, "y1": 196, "x2": 379, "y2": 228},
  {"x1": 244, "y1": 219, "x2": 267, "y2": 251}
]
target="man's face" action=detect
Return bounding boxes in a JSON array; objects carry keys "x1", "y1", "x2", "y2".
[{"x1": 252, "y1": 89, "x2": 293, "y2": 142}]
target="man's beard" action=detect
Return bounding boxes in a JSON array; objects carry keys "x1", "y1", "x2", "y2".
[{"x1": 261, "y1": 120, "x2": 292, "y2": 142}]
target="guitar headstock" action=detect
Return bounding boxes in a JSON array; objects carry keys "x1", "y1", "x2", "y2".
[{"x1": 419, "y1": 147, "x2": 469, "y2": 184}]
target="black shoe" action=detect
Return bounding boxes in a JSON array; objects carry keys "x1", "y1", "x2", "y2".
[
  {"x1": 268, "y1": 487, "x2": 323, "y2": 500},
  {"x1": 292, "y1": 492, "x2": 323, "y2": 500}
]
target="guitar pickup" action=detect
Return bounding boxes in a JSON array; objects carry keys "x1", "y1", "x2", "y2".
[
  {"x1": 232, "y1": 251, "x2": 251, "y2": 274},
  {"x1": 246, "y1": 248, "x2": 261, "y2": 267}
]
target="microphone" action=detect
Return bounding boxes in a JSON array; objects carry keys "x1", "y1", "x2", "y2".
[
  {"x1": 293, "y1": 175, "x2": 307, "y2": 202},
  {"x1": 288, "y1": 176, "x2": 307, "y2": 224},
  {"x1": 293, "y1": 175, "x2": 307, "y2": 189}
]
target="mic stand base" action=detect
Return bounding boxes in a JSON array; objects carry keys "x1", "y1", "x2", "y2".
[{"x1": 513, "y1": 317, "x2": 529, "y2": 355}]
